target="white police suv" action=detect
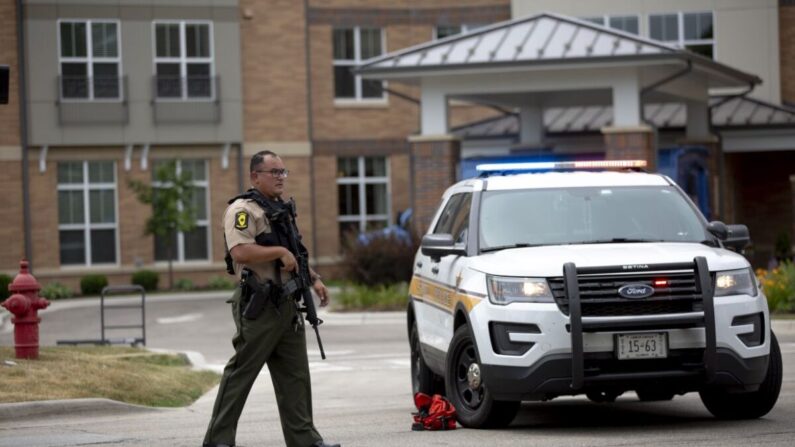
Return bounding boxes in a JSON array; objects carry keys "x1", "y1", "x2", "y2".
[{"x1": 408, "y1": 160, "x2": 781, "y2": 428}]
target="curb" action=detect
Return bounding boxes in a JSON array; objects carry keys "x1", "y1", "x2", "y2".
[
  {"x1": 0, "y1": 346, "x2": 213, "y2": 422},
  {"x1": 0, "y1": 398, "x2": 168, "y2": 422},
  {"x1": 772, "y1": 319, "x2": 795, "y2": 333}
]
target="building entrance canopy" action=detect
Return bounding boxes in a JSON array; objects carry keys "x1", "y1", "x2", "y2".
[{"x1": 357, "y1": 12, "x2": 762, "y2": 143}]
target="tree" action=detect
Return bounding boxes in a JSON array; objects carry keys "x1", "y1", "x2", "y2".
[{"x1": 128, "y1": 161, "x2": 197, "y2": 289}]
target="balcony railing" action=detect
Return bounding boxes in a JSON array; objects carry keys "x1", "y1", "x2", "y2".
[
  {"x1": 56, "y1": 75, "x2": 129, "y2": 125},
  {"x1": 58, "y1": 75, "x2": 123, "y2": 101},
  {"x1": 153, "y1": 75, "x2": 216, "y2": 101},
  {"x1": 151, "y1": 75, "x2": 221, "y2": 123}
]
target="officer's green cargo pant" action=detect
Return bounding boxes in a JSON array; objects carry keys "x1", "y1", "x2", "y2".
[{"x1": 204, "y1": 286, "x2": 322, "y2": 447}]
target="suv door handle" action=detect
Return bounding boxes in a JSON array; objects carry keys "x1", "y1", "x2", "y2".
[
  {"x1": 431, "y1": 266, "x2": 439, "y2": 274},
  {"x1": 416, "y1": 261, "x2": 423, "y2": 268}
]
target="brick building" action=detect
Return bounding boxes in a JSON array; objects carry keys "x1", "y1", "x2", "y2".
[
  {"x1": 0, "y1": 0, "x2": 509, "y2": 289},
  {"x1": 0, "y1": 0, "x2": 793, "y2": 290}
]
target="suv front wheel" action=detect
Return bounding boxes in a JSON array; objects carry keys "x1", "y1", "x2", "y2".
[
  {"x1": 699, "y1": 331, "x2": 783, "y2": 419},
  {"x1": 445, "y1": 325, "x2": 520, "y2": 428}
]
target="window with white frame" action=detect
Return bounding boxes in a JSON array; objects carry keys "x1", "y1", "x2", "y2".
[
  {"x1": 57, "y1": 161, "x2": 118, "y2": 265},
  {"x1": 337, "y1": 156, "x2": 390, "y2": 238},
  {"x1": 58, "y1": 20, "x2": 121, "y2": 100},
  {"x1": 333, "y1": 27, "x2": 385, "y2": 101},
  {"x1": 649, "y1": 12, "x2": 714, "y2": 59},
  {"x1": 434, "y1": 23, "x2": 485, "y2": 40},
  {"x1": 581, "y1": 15, "x2": 640, "y2": 35},
  {"x1": 153, "y1": 21, "x2": 214, "y2": 99},
  {"x1": 152, "y1": 159, "x2": 211, "y2": 262}
]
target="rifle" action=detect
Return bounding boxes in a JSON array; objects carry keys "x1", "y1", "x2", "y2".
[{"x1": 273, "y1": 198, "x2": 326, "y2": 360}]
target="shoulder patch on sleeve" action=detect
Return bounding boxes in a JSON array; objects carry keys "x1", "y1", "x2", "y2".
[{"x1": 234, "y1": 211, "x2": 249, "y2": 230}]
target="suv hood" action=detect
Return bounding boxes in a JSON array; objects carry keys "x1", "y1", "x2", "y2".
[{"x1": 470, "y1": 243, "x2": 749, "y2": 277}]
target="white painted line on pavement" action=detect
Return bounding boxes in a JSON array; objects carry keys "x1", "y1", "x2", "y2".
[
  {"x1": 387, "y1": 359, "x2": 411, "y2": 367},
  {"x1": 780, "y1": 342, "x2": 795, "y2": 353},
  {"x1": 308, "y1": 362, "x2": 354, "y2": 372},
  {"x1": 156, "y1": 313, "x2": 204, "y2": 324},
  {"x1": 307, "y1": 350, "x2": 355, "y2": 357}
]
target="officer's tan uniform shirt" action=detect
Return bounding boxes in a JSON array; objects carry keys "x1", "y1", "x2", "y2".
[{"x1": 223, "y1": 198, "x2": 284, "y2": 284}]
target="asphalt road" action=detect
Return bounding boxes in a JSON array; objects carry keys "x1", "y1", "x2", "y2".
[{"x1": 1, "y1": 294, "x2": 794, "y2": 447}]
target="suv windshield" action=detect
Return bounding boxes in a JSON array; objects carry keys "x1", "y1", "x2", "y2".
[{"x1": 479, "y1": 186, "x2": 710, "y2": 250}]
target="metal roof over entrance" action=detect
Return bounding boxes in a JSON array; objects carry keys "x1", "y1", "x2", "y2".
[
  {"x1": 454, "y1": 96, "x2": 795, "y2": 138},
  {"x1": 358, "y1": 12, "x2": 760, "y2": 89}
]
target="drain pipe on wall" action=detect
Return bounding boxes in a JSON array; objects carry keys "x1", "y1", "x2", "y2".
[
  {"x1": 638, "y1": 60, "x2": 693, "y2": 171},
  {"x1": 303, "y1": 0, "x2": 318, "y2": 259},
  {"x1": 17, "y1": 0, "x2": 32, "y2": 270}
]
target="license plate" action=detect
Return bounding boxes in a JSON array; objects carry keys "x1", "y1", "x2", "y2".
[{"x1": 616, "y1": 333, "x2": 667, "y2": 360}]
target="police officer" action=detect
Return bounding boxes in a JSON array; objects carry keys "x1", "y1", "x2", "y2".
[{"x1": 203, "y1": 150, "x2": 339, "y2": 447}]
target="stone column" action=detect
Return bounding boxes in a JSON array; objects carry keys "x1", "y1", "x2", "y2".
[
  {"x1": 601, "y1": 126, "x2": 656, "y2": 170},
  {"x1": 519, "y1": 104, "x2": 544, "y2": 147},
  {"x1": 409, "y1": 135, "x2": 461, "y2": 234}
]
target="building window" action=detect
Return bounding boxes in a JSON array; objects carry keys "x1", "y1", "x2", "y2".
[
  {"x1": 333, "y1": 27, "x2": 385, "y2": 101},
  {"x1": 650, "y1": 12, "x2": 715, "y2": 59},
  {"x1": 58, "y1": 20, "x2": 121, "y2": 100},
  {"x1": 57, "y1": 161, "x2": 118, "y2": 266},
  {"x1": 434, "y1": 24, "x2": 485, "y2": 40},
  {"x1": 152, "y1": 159, "x2": 211, "y2": 262},
  {"x1": 581, "y1": 15, "x2": 640, "y2": 35},
  {"x1": 153, "y1": 21, "x2": 214, "y2": 100},
  {"x1": 337, "y1": 156, "x2": 390, "y2": 238}
]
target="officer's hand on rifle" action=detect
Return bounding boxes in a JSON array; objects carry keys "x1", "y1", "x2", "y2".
[
  {"x1": 279, "y1": 248, "x2": 297, "y2": 272},
  {"x1": 313, "y1": 278, "x2": 330, "y2": 307}
]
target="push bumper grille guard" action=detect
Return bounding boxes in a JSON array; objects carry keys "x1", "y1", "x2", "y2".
[{"x1": 564, "y1": 256, "x2": 716, "y2": 390}]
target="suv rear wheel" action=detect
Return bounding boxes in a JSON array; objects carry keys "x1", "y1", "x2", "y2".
[
  {"x1": 410, "y1": 322, "x2": 442, "y2": 396},
  {"x1": 445, "y1": 325, "x2": 519, "y2": 428},
  {"x1": 699, "y1": 331, "x2": 782, "y2": 419}
]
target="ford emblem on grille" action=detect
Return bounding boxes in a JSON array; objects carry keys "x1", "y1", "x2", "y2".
[{"x1": 617, "y1": 284, "x2": 654, "y2": 299}]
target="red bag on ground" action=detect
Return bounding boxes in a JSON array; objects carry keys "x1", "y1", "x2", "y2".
[{"x1": 412, "y1": 392, "x2": 457, "y2": 431}]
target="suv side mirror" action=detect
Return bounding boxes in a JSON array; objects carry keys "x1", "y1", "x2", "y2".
[
  {"x1": 421, "y1": 233, "x2": 465, "y2": 262},
  {"x1": 724, "y1": 224, "x2": 750, "y2": 252},
  {"x1": 707, "y1": 221, "x2": 728, "y2": 240}
]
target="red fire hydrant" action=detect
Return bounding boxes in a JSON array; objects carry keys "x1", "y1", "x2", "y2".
[{"x1": 2, "y1": 260, "x2": 49, "y2": 359}]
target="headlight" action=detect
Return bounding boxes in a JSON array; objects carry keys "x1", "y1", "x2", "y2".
[
  {"x1": 714, "y1": 268, "x2": 757, "y2": 297},
  {"x1": 487, "y1": 275, "x2": 553, "y2": 305}
]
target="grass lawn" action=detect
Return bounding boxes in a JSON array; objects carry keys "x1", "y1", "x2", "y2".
[
  {"x1": 771, "y1": 312, "x2": 795, "y2": 320},
  {"x1": 0, "y1": 346, "x2": 219, "y2": 407}
]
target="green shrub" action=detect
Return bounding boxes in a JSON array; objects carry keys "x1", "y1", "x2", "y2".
[
  {"x1": 341, "y1": 232, "x2": 419, "y2": 286},
  {"x1": 0, "y1": 273, "x2": 12, "y2": 302},
  {"x1": 335, "y1": 282, "x2": 409, "y2": 311},
  {"x1": 174, "y1": 278, "x2": 195, "y2": 291},
  {"x1": 757, "y1": 263, "x2": 795, "y2": 312},
  {"x1": 40, "y1": 282, "x2": 75, "y2": 300},
  {"x1": 131, "y1": 270, "x2": 159, "y2": 292},
  {"x1": 207, "y1": 275, "x2": 235, "y2": 290},
  {"x1": 80, "y1": 274, "x2": 109, "y2": 296}
]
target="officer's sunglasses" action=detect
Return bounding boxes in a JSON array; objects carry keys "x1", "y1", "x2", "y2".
[{"x1": 254, "y1": 168, "x2": 289, "y2": 178}]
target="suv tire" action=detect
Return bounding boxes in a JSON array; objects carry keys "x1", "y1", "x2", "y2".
[
  {"x1": 411, "y1": 322, "x2": 441, "y2": 396},
  {"x1": 699, "y1": 331, "x2": 782, "y2": 420},
  {"x1": 445, "y1": 325, "x2": 520, "y2": 428}
]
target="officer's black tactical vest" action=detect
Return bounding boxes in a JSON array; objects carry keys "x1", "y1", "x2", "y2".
[{"x1": 224, "y1": 189, "x2": 307, "y2": 275}]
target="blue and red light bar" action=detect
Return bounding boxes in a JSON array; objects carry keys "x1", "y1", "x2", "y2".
[{"x1": 475, "y1": 160, "x2": 648, "y2": 173}]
